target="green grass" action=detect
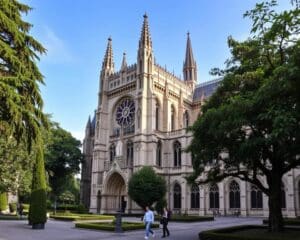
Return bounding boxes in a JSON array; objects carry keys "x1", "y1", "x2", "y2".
[
  {"x1": 75, "y1": 221, "x2": 159, "y2": 231},
  {"x1": 50, "y1": 213, "x2": 114, "y2": 221},
  {"x1": 263, "y1": 218, "x2": 300, "y2": 226},
  {"x1": 199, "y1": 225, "x2": 300, "y2": 240}
]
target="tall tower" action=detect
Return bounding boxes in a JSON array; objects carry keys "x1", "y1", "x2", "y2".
[
  {"x1": 136, "y1": 14, "x2": 154, "y2": 134},
  {"x1": 90, "y1": 37, "x2": 115, "y2": 212},
  {"x1": 183, "y1": 32, "x2": 197, "y2": 89},
  {"x1": 99, "y1": 37, "x2": 114, "y2": 107},
  {"x1": 137, "y1": 14, "x2": 153, "y2": 90}
]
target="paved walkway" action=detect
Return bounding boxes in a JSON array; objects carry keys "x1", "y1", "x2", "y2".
[{"x1": 0, "y1": 217, "x2": 263, "y2": 240}]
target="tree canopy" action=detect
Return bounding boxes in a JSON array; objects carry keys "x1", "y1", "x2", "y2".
[
  {"x1": 0, "y1": 0, "x2": 48, "y2": 151},
  {"x1": 45, "y1": 123, "x2": 82, "y2": 201},
  {"x1": 128, "y1": 166, "x2": 166, "y2": 209},
  {"x1": 187, "y1": 0, "x2": 300, "y2": 232}
]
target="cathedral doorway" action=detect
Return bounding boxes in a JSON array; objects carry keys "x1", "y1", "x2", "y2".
[{"x1": 104, "y1": 172, "x2": 126, "y2": 212}]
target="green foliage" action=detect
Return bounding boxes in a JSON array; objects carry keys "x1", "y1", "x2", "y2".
[
  {"x1": 59, "y1": 191, "x2": 75, "y2": 204},
  {"x1": 0, "y1": 136, "x2": 35, "y2": 194},
  {"x1": 30, "y1": 146, "x2": 47, "y2": 225},
  {"x1": 0, "y1": 0, "x2": 48, "y2": 151},
  {"x1": 44, "y1": 123, "x2": 82, "y2": 201},
  {"x1": 199, "y1": 225, "x2": 300, "y2": 240},
  {"x1": 50, "y1": 214, "x2": 114, "y2": 221},
  {"x1": 187, "y1": 0, "x2": 300, "y2": 233},
  {"x1": 0, "y1": 192, "x2": 8, "y2": 211},
  {"x1": 75, "y1": 221, "x2": 159, "y2": 231},
  {"x1": 128, "y1": 166, "x2": 166, "y2": 209},
  {"x1": 155, "y1": 198, "x2": 167, "y2": 215}
]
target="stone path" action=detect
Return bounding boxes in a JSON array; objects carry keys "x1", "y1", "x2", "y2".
[{"x1": 0, "y1": 217, "x2": 263, "y2": 240}]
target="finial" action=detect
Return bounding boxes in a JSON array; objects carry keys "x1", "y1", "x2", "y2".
[
  {"x1": 187, "y1": 31, "x2": 190, "y2": 37},
  {"x1": 108, "y1": 36, "x2": 112, "y2": 41},
  {"x1": 143, "y1": 12, "x2": 148, "y2": 18}
]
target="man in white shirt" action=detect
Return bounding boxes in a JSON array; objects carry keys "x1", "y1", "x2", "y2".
[{"x1": 143, "y1": 206, "x2": 155, "y2": 239}]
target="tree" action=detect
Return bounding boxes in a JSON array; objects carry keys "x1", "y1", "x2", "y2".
[
  {"x1": 0, "y1": 0, "x2": 48, "y2": 151},
  {"x1": 128, "y1": 166, "x2": 166, "y2": 209},
  {"x1": 187, "y1": 0, "x2": 300, "y2": 232},
  {"x1": 44, "y1": 123, "x2": 82, "y2": 205},
  {"x1": 29, "y1": 145, "x2": 47, "y2": 228}
]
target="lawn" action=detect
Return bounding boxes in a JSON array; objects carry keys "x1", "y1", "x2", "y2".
[{"x1": 50, "y1": 212, "x2": 114, "y2": 221}]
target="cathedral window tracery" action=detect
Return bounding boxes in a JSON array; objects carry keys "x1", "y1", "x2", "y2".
[{"x1": 173, "y1": 141, "x2": 181, "y2": 167}]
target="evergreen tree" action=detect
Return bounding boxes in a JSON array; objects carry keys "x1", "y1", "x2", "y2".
[
  {"x1": 0, "y1": 0, "x2": 48, "y2": 151},
  {"x1": 29, "y1": 145, "x2": 47, "y2": 228}
]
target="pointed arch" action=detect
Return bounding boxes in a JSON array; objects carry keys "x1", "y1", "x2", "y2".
[
  {"x1": 229, "y1": 180, "x2": 240, "y2": 209},
  {"x1": 251, "y1": 185, "x2": 263, "y2": 209},
  {"x1": 109, "y1": 143, "x2": 116, "y2": 162},
  {"x1": 126, "y1": 140, "x2": 134, "y2": 167},
  {"x1": 173, "y1": 141, "x2": 181, "y2": 167},
  {"x1": 209, "y1": 184, "x2": 219, "y2": 209},
  {"x1": 190, "y1": 184, "x2": 200, "y2": 209},
  {"x1": 173, "y1": 183, "x2": 181, "y2": 209},
  {"x1": 156, "y1": 140, "x2": 162, "y2": 167}
]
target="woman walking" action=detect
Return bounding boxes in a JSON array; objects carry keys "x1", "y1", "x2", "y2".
[{"x1": 161, "y1": 207, "x2": 170, "y2": 238}]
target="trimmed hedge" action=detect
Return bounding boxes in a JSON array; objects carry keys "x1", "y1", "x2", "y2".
[
  {"x1": 155, "y1": 215, "x2": 214, "y2": 222},
  {"x1": 0, "y1": 193, "x2": 8, "y2": 211},
  {"x1": 75, "y1": 221, "x2": 159, "y2": 231},
  {"x1": 0, "y1": 215, "x2": 27, "y2": 220},
  {"x1": 263, "y1": 218, "x2": 300, "y2": 226},
  {"x1": 9, "y1": 203, "x2": 17, "y2": 213},
  {"x1": 199, "y1": 225, "x2": 300, "y2": 240},
  {"x1": 50, "y1": 213, "x2": 114, "y2": 221}
]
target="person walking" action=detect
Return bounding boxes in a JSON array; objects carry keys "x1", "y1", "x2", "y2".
[
  {"x1": 143, "y1": 206, "x2": 155, "y2": 239},
  {"x1": 161, "y1": 207, "x2": 170, "y2": 238}
]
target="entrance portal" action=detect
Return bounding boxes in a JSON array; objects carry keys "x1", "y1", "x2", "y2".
[{"x1": 104, "y1": 172, "x2": 126, "y2": 212}]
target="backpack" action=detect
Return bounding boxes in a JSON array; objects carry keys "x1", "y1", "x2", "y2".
[{"x1": 167, "y1": 210, "x2": 172, "y2": 220}]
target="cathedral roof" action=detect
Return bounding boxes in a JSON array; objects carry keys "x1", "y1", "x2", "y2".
[{"x1": 193, "y1": 77, "x2": 222, "y2": 101}]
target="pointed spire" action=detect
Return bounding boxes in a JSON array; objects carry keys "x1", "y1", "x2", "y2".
[
  {"x1": 121, "y1": 52, "x2": 127, "y2": 71},
  {"x1": 139, "y1": 13, "x2": 152, "y2": 49},
  {"x1": 86, "y1": 116, "x2": 91, "y2": 129},
  {"x1": 183, "y1": 32, "x2": 197, "y2": 82},
  {"x1": 102, "y1": 36, "x2": 114, "y2": 73}
]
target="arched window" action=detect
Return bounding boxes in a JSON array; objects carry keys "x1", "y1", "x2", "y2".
[
  {"x1": 156, "y1": 141, "x2": 162, "y2": 167},
  {"x1": 229, "y1": 181, "x2": 240, "y2": 209},
  {"x1": 281, "y1": 182, "x2": 286, "y2": 209},
  {"x1": 155, "y1": 102, "x2": 159, "y2": 130},
  {"x1": 184, "y1": 110, "x2": 189, "y2": 128},
  {"x1": 171, "y1": 105, "x2": 175, "y2": 131},
  {"x1": 173, "y1": 141, "x2": 181, "y2": 167},
  {"x1": 126, "y1": 141, "x2": 134, "y2": 167},
  {"x1": 251, "y1": 185, "x2": 263, "y2": 209},
  {"x1": 174, "y1": 183, "x2": 181, "y2": 209},
  {"x1": 191, "y1": 184, "x2": 200, "y2": 209},
  {"x1": 109, "y1": 144, "x2": 116, "y2": 162},
  {"x1": 209, "y1": 184, "x2": 219, "y2": 209}
]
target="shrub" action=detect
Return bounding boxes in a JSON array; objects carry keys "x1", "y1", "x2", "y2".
[
  {"x1": 155, "y1": 214, "x2": 213, "y2": 222},
  {"x1": 0, "y1": 193, "x2": 8, "y2": 211},
  {"x1": 9, "y1": 203, "x2": 17, "y2": 213},
  {"x1": 128, "y1": 166, "x2": 166, "y2": 209},
  {"x1": 29, "y1": 146, "x2": 47, "y2": 225},
  {"x1": 75, "y1": 221, "x2": 159, "y2": 231}
]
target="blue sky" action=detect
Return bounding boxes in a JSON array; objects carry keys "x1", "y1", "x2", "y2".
[{"x1": 23, "y1": 0, "x2": 291, "y2": 141}]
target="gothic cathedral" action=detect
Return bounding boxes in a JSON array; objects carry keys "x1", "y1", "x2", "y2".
[{"x1": 80, "y1": 15, "x2": 300, "y2": 217}]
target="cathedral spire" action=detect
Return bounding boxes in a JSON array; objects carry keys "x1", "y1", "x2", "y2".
[
  {"x1": 101, "y1": 36, "x2": 114, "y2": 74},
  {"x1": 139, "y1": 13, "x2": 152, "y2": 49},
  {"x1": 183, "y1": 32, "x2": 197, "y2": 84},
  {"x1": 121, "y1": 52, "x2": 127, "y2": 71}
]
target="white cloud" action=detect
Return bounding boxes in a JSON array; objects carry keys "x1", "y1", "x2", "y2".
[{"x1": 39, "y1": 26, "x2": 76, "y2": 64}]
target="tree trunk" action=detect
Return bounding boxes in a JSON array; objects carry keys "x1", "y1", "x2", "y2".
[{"x1": 268, "y1": 175, "x2": 284, "y2": 232}]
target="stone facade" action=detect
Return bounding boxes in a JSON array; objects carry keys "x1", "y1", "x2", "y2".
[{"x1": 81, "y1": 15, "x2": 300, "y2": 217}]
